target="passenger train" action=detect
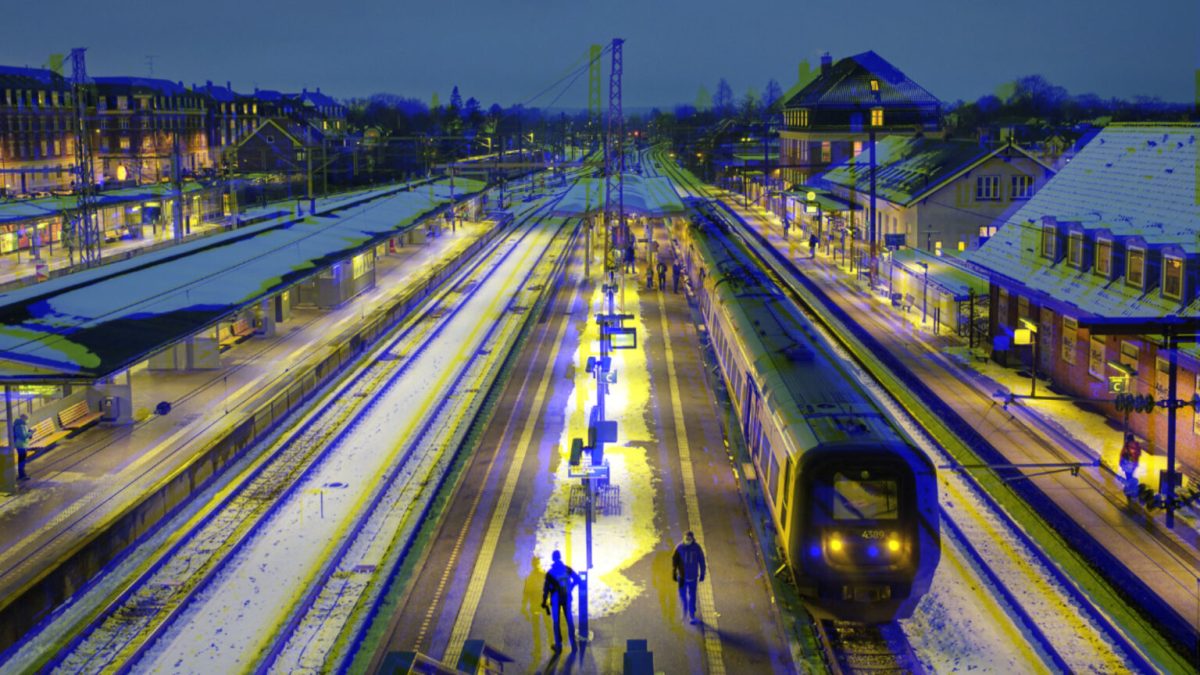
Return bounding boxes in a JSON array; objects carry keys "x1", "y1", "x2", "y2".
[{"x1": 678, "y1": 201, "x2": 940, "y2": 623}]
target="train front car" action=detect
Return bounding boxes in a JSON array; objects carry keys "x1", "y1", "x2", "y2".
[{"x1": 792, "y1": 440, "x2": 939, "y2": 623}]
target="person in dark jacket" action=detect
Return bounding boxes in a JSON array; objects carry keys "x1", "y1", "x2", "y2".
[
  {"x1": 11, "y1": 413, "x2": 31, "y2": 481},
  {"x1": 672, "y1": 260, "x2": 682, "y2": 294},
  {"x1": 809, "y1": 233, "x2": 819, "y2": 258},
  {"x1": 624, "y1": 243, "x2": 636, "y2": 273},
  {"x1": 672, "y1": 531, "x2": 706, "y2": 624},
  {"x1": 657, "y1": 260, "x2": 667, "y2": 291},
  {"x1": 541, "y1": 550, "x2": 581, "y2": 651}
]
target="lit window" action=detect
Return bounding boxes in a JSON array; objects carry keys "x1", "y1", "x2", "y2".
[
  {"x1": 1067, "y1": 233, "x2": 1083, "y2": 268},
  {"x1": 870, "y1": 108, "x2": 884, "y2": 126},
  {"x1": 1120, "y1": 340, "x2": 1139, "y2": 370},
  {"x1": 1127, "y1": 248, "x2": 1145, "y2": 289},
  {"x1": 1163, "y1": 257, "x2": 1184, "y2": 300},
  {"x1": 1095, "y1": 240, "x2": 1112, "y2": 277},
  {"x1": 119, "y1": 136, "x2": 130, "y2": 150},
  {"x1": 820, "y1": 141, "x2": 831, "y2": 163},
  {"x1": 1011, "y1": 174, "x2": 1033, "y2": 199},
  {"x1": 869, "y1": 79, "x2": 880, "y2": 92},
  {"x1": 1040, "y1": 225, "x2": 1056, "y2": 259},
  {"x1": 799, "y1": 109, "x2": 809, "y2": 126},
  {"x1": 853, "y1": 141, "x2": 863, "y2": 155}
]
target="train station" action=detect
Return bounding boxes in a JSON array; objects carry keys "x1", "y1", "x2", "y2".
[{"x1": 1, "y1": 7, "x2": 1198, "y2": 675}]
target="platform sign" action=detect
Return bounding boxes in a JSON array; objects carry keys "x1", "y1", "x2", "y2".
[
  {"x1": 1108, "y1": 375, "x2": 1130, "y2": 393},
  {"x1": 884, "y1": 234, "x2": 906, "y2": 249}
]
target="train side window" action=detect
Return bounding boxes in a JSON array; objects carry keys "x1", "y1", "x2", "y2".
[
  {"x1": 768, "y1": 452, "x2": 781, "y2": 506},
  {"x1": 780, "y1": 455, "x2": 791, "y2": 524}
]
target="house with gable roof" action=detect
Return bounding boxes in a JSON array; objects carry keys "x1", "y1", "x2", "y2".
[
  {"x1": 814, "y1": 136, "x2": 1056, "y2": 253},
  {"x1": 779, "y1": 51, "x2": 942, "y2": 189},
  {"x1": 968, "y1": 123, "x2": 1200, "y2": 471}
]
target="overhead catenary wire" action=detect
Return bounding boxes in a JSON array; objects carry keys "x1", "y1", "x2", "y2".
[{"x1": 516, "y1": 43, "x2": 610, "y2": 109}]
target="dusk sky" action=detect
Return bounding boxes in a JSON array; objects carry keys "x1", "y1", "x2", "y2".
[{"x1": 1, "y1": 0, "x2": 1196, "y2": 109}]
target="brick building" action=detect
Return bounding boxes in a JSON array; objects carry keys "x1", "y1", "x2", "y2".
[
  {"x1": 90, "y1": 77, "x2": 210, "y2": 185},
  {"x1": 0, "y1": 66, "x2": 76, "y2": 195},
  {"x1": 968, "y1": 123, "x2": 1200, "y2": 473}
]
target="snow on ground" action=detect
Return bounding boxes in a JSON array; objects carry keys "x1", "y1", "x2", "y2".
[
  {"x1": 134, "y1": 224, "x2": 554, "y2": 674},
  {"x1": 533, "y1": 281, "x2": 658, "y2": 619}
]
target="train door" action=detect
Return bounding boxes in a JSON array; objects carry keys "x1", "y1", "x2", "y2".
[{"x1": 743, "y1": 374, "x2": 762, "y2": 462}]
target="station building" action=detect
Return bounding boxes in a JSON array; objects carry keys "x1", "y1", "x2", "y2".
[{"x1": 967, "y1": 123, "x2": 1200, "y2": 476}]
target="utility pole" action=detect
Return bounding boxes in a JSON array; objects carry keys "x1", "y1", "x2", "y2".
[
  {"x1": 172, "y1": 131, "x2": 184, "y2": 243},
  {"x1": 69, "y1": 48, "x2": 101, "y2": 267}
]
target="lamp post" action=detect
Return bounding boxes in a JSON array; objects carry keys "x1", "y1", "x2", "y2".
[
  {"x1": 916, "y1": 261, "x2": 929, "y2": 326},
  {"x1": 1019, "y1": 317, "x2": 1040, "y2": 397}
]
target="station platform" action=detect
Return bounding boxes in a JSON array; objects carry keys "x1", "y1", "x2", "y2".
[
  {"x1": 722, "y1": 194, "x2": 1200, "y2": 641},
  {"x1": 372, "y1": 219, "x2": 794, "y2": 672},
  {"x1": 0, "y1": 218, "x2": 492, "y2": 621}
]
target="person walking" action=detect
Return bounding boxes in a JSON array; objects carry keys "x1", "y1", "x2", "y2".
[
  {"x1": 541, "y1": 550, "x2": 581, "y2": 652},
  {"x1": 12, "y1": 413, "x2": 32, "y2": 482},
  {"x1": 624, "y1": 242, "x2": 636, "y2": 274},
  {"x1": 809, "y1": 233, "x2": 819, "y2": 258},
  {"x1": 671, "y1": 260, "x2": 682, "y2": 294},
  {"x1": 672, "y1": 531, "x2": 706, "y2": 624},
  {"x1": 656, "y1": 260, "x2": 667, "y2": 292},
  {"x1": 1119, "y1": 432, "x2": 1142, "y2": 490}
]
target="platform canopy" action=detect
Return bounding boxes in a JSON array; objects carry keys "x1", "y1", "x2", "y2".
[
  {"x1": 0, "y1": 178, "x2": 484, "y2": 382},
  {"x1": 552, "y1": 175, "x2": 685, "y2": 218}
]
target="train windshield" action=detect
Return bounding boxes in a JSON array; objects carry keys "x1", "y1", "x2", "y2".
[{"x1": 832, "y1": 473, "x2": 899, "y2": 520}]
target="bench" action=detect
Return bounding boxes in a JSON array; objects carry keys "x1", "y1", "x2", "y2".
[
  {"x1": 218, "y1": 318, "x2": 254, "y2": 350},
  {"x1": 59, "y1": 400, "x2": 103, "y2": 431},
  {"x1": 28, "y1": 418, "x2": 70, "y2": 452}
]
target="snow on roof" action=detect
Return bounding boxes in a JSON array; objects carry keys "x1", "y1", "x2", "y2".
[
  {"x1": 552, "y1": 175, "x2": 685, "y2": 217},
  {"x1": 0, "y1": 179, "x2": 482, "y2": 381},
  {"x1": 967, "y1": 124, "x2": 1200, "y2": 320},
  {"x1": 818, "y1": 137, "x2": 1026, "y2": 206},
  {"x1": 783, "y1": 51, "x2": 940, "y2": 109}
]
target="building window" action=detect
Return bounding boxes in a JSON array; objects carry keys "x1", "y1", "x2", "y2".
[
  {"x1": 975, "y1": 175, "x2": 1000, "y2": 201},
  {"x1": 1118, "y1": 341, "x2": 1140, "y2": 374},
  {"x1": 820, "y1": 141, "x2": 830, "y2": 163},
  {"x1": 1040, "y1": 225, "x2": 1056, "y2": 259},
  {"x1": 1011, "y1": 174, "x2": 1034, "y2": 199},
  {"x1": 870, "y1": 108, "x2": 884, "y2": 126},
  {"x1": 869, "y1": 79, "x2": 880, "y2": 92},
  {"x1": 1067, "y1": 233, "x2": 1083, "y2": 268},
  {"x1": 1088, "y1": 336, "x2": 1106, "y2": 379},
  {"x1": 853, "y1": 141, "x2": 863, "y2": 156},
  {"x1": 1163, "y1": 256, "x2": 1184, "y2": 300},
  {"x1": 117, "y1": 96, "x2": 129, "y2": 111},
  {"x1": 119, "y1": 136, "x2": 130, "y2": 150},
  {"x1": 799, "y1": 109, "x2": 809, "y2": 126},
  {"x1": 1095, "y1": 240, "x2": 1112, "y2": 277},
  {"x1": 1126, "y1": 248, "x2": 1145, "y2": 289},
  {"x1": 1061, "y1": 316, "x2": 1077, "y2": 365}
]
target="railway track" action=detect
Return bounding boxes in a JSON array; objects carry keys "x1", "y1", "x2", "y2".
[
  {"x1": 4, "y1": 185, "x2": 575, "y2": 674},
  {"x1": 814, "y1": 620, "x2": 922, "y2": 675},
  {"x1": 655, "y1": 150, "x2": 1159, "y2": 673}
]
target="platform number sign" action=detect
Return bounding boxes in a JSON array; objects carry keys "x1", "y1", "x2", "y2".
[{"x1": 1109, "y1": 375, "x2": 1130, "y2": 394}]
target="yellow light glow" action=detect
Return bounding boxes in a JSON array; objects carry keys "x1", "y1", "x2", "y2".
[
  {"x1": 887, "y1": 538, "x2": 901, "y2": 552},
  {"x1": 829, "y1": 536, "x2": 844, "y2": 553}
]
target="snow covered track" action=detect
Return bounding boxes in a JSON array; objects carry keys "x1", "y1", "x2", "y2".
[
  {"x1": 9, "y1": 191, "x2": 575, "y2": 675},
  {"x1": 815, "y1": 621, "x2": 922, "y2": 675},
  {"x1": 657, "y1": 152, "x2": 1158, "y2": 673}
]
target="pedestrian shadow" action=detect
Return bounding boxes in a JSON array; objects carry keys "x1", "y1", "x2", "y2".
[
  {"x1": 650, "y1": 544, "x2": 678, "y2": 626},
  {"x1": 522, "y1": 554, "x2": 551, "y2": 662},
  {"x1": 693, "y1": 622, "x2": 765, "y2": 654}
]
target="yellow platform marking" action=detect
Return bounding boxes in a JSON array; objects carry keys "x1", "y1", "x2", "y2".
[{"x1": 443, "y1": 240, "x2": 578, "y2": 667}]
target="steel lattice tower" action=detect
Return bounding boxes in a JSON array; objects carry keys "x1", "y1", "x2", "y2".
[
  {"x1": 603, "y1": 38, "x2": 625, "y2": 262},
  {"x1": 70, "y1": 48, "x2": 101, "y2": 267}
]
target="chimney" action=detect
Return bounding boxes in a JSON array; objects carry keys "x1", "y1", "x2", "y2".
[
  {"x1": 820, "y1": 52, "x2": 833, "y2": 74},
  {"x1": 206, "y1": 80, "x2": 213, "y2": 87},
  {"x1": 226, "y1": 81, "x2": 232, "y2": 92}
]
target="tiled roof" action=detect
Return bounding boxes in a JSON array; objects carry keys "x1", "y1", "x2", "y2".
[
  {"x1": 967, "y1": 124, "x2": 1200, "y2": 320},
  {"x1": 817, "y1": 136, "x2": 1008, "y2": 205},
  {"x1": 93, "y1": 77, "x2": 189, "y2": 96},
  {"x1": 783, "y1": 51, "x2": 940, "y2": 109},
  {"x1": 0, "y1": 65, "x2": 68, "y2": 89},
  {"x1": 298, "y1": 89, "x2": 341, "y2": 109}
]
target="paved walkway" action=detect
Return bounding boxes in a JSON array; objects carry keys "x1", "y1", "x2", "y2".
[
  {"x1": 375, "y1": 221, "x2": 794, "y2": 673},
  {"x1": 722, "y1": 193, "x2": 1200, "y2": 636},
  {"x1": 0, "y1": 219, "x2": 491, "y2": 610}
]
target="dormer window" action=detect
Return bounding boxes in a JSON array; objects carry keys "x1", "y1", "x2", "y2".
[
  {"x1": 1126, "y1": 248, "x2": 1145, "y2": 289},
  {"x1": 1067, "y1": 233, "x2": 1084, "y2": 268},
  {"x1": 869, "y1": 79, "x2": 880, "y2": 92},
  {"x1": 799, "y1": 109, "x2": 809, "y2": 127},
  {"x1": 1040, "y1": 225, "x2": 1056, "y2": 259},
  {"x1": 1095, "y1": 240, "x2": 1112, "y2": 277},
  {"x1": 1163, "y1": 256, "x2": 1184, "y2": 300}
]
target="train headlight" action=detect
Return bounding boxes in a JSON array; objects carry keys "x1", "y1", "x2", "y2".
[
  {"x1": 829, "y1": 534, "x2": 844, "y2": 553},
  {"x1": 887, "y1": 537, "x2": 901, "y2": 553}
]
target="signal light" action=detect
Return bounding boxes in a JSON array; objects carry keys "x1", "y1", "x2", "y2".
[{"x1": 887, "y1": 538, "x2": 901, "y2": 553}]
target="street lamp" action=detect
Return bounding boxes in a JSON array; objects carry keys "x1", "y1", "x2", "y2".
[
  {"x1": 916, "y1": 261, "x2": 929, "y2": 326},
  {"x1": 1018, "y1": 317, "x2": 1039, "y2": 397}
]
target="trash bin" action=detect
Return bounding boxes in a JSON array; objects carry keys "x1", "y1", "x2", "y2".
[{"x1": 101, "y1": 396, "x2": 120, "y2": 422}]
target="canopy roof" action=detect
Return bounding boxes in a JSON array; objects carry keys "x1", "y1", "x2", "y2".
[
  {"x1": 0, "y1": 178, "x2": 483, "y2": 382},
  {"x1": 552, "y1": 175, "x2": 685, "y2": 218}
]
